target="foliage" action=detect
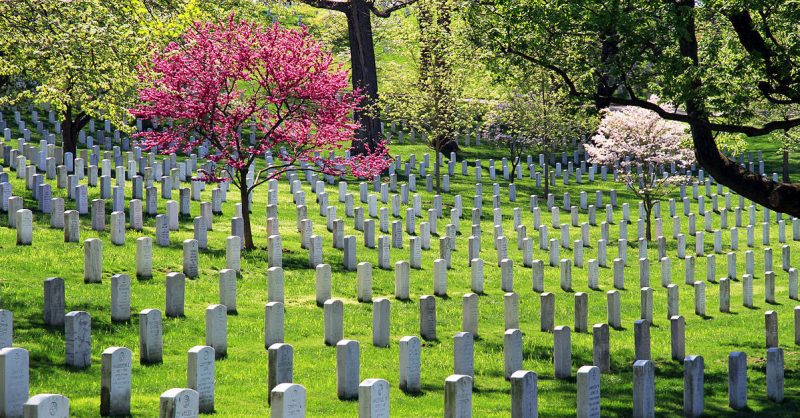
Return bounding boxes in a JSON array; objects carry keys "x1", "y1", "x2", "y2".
[
  {"x1": 482, "y1": 72, "x2": 596, "y2": 192},
  {"x1": 586, "y1": 105, "x2": 694, "y2": 239},
  {"x1": 0, "y1": 0, "x2": 208, "y2": 134},
  {"x1": 483, "y1": 96, "x2": 568, "y2": 179},
  {"x1": 465, "y1": 1, "x2": 800, "y2": 219},
  {"x1": 132, "y1": 15, "x2": 390, "y2": 247}
]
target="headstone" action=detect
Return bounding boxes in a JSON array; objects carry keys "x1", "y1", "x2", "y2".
[
  {"x1": 592, "y1": 323, "x2": 610, "y2": 373},
  {"x1": 183, "y1": 240, "x2": 199, "y2": 279},
  {"x1": 205, "y1": 304, "x2": 227, "y2": 359},
  {"x1": 453, "y1": 332, "x2": 474, "y2": 379},
  {"x1": 540, "y1": 292, "x2": 555, "y2": 332},
  {"x1": 166, "y1": 273, "x2": 186, "y2": 318},
  {"x1": 444, "y1": 374, "x2": 472, "y2": 418},
  {"x1": 336, "y1": 340, "x2": 360, "y2": 401},
  {"x1": 358, "y1": 378, "x2": 390, "y2": 418},
  {"x1": 100, "y1": 346, "x2": 132, "y2": 416},
  {"x1": 554, "y1": 326, "x2": 572, "y2": 379},
  {"x1": 139, "y1": 309, "x2": 163, "y2": 364},
  {"x1": 84, "y1": 238, "x2": 103, "y2": 283},
  {"x1": 110, "y1": 274, "x2": 131, "y2": 322},
  {"x1": 728, "y1": 352, "x2": 747, "y2": 409},
  {"x1": 766, "y1": 347, "x2": 784, "y2": 402},
  {"x1": 324, "y1": 299, "x2": 344, "y2": 346},
  {"x1": 577, "y1": 365, "x2": 600, "y2": 418},
  {"x1": 188, "y1": 346, "x2": 215, "y2": 413},
  {"x1": 634, "y1": 319, "x2": 650, "y2": 361},
  {"x1": 607, "y1": 290, "x2": 621, "y2": 329},
  {"x1": 632, "y1": 360, "x2": 655, "y2": 418},
  {"x1": 136, "y1": 237, "x2": 153, "y2": 279},
  {"x1": 398, "y1": 336, "x2": 421, "y2": 394},
  {"x1": 65, "y1": 311, "x2": 91, "y2": 368},
  {"x1": 43, "y1": 277, "x2": 65, "y2": 327},
  {"x1": 270, "y1": 383, "x2": 306, "y2": 418},
  {"x1": 683, "y1": 355, "x2": 704, "y2": 418},
  {"x1": 158, "y1": 388, "x2": 199, "y2": 418},
  {"x1": 268, "y1": 267, "x2": 285, "y2": 304},
  {"x1": 15, "y1": 210, "x2": 32, "y2": 245},
  {"x1": 264, "y1": 302, "x2": 285, "y2": 350},
  {"x1": 420, "y1": 296, "x2": 436, "y2": 341},
  {"x1": 268, "y1": 343, "x2": 294, "y2": 406},
  {"x1": 22, "y1": 394, "x2": 69, "y2": 418},
  {"x1": 0, "y1": 347, "x2": 29, "y2": 418},
  {"x1": 504, "y1": 329, "x2": 523, "y2": 380},
  {"x1": 765, "y1": 311, "x2": 778, "y2": 348},
  {"x1": 372, "y1": 298, "x2": 390, "y2": 348},
  {"x1": 357, "y1": 262, "x2": 373, "y2": 302}
]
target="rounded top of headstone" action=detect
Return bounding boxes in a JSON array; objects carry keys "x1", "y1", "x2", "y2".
[
  {"x1": 336, "y1": 339, "x2": 358, "y2": 348},
  {"x1": 102, "y1": 346, "x2": 132, "y2": 357},
  {"x1": 510, "y1": 370, "x2": 536, "y2": 380},
  {"x1": 445, "y1": 374, "x2": 473, "y2": 384}
]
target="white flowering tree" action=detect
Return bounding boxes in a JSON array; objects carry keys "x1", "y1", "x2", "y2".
[{"x1": 585, "y1": 106, "x2": 694, "y2": 240}]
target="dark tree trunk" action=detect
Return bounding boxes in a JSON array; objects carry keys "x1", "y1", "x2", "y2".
[
  {"x1": 595, "y1": 30, "x2": 619, "y2": 110},
  {"x1": 61, "y1": 106, "x2": 90, "y2": 156},
  {"x1": 434, "y1": 152, "x2": 441, "y2": 194},
  {"x1": 675, "y1": 0, "x2": 800, "y2": 218},
  {"x1": 543, "y1": 152, "x2": 550, "y2": 198},
  {"x1": 346, "y1": 0, "x2": 383, "y2": 155},
  {"x1": 783, "y1": 149, "x2": 790, "y2": 183},
  {"x1": 238, "y1": 170, "x2": 254, "y2": 250}
]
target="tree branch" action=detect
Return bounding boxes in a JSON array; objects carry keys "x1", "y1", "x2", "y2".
[{"x1": 370, "y1": 0, "x2": 420, "y2": 18}]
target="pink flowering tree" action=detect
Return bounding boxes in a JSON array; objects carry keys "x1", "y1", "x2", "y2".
[
  {"x1": 585, "y1": 106, "x2": 694, "y2": 240},
  {"x1": 132, "y1": 16, "x2": 390, "y2": 250}
]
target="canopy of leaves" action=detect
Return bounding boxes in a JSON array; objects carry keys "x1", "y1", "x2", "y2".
[
  {"x1": 465, "y1": 0, "x2": 800, "y2": 136},
  {"x1": 0, "y1": 0, "x2": 212, "y2": 129}
]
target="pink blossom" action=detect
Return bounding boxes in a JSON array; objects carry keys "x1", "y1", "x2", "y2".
[{"x1": 131, "y1": 14, "x2": 391, "y2": 187}]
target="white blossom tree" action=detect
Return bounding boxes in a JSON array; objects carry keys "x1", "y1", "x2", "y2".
[{"x1": 585, "y1": 106, "x2": 694, "y2": 240}]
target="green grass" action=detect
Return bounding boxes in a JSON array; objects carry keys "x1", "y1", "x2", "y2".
[{"x1": 1, "y1": 121, "x2": 800, "y2": 417}]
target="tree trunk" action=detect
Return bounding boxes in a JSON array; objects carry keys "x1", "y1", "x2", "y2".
[
  {"x1": 595, "y1": 28, "x2": 619, "y2": 110},
  {"x1": 674, "y1": 0, "x2": 800, "y2": 218},
  {"x1": 783, "y1": 148, "x2": 790, "y2": 183},
  {"x1": 346, "y1": 0, "x2": 383, "y2": 155},
  {"x1": 238, "y1": 171, "x2": 254, "y2": 250},
  {"x1": 510, "y1": 160, "x2": 518, "y2": 181},
  {"x1": 61, "y1": 107, "x2": 91, "y2": 156},
  {"x1": 434, "y1": 149, "x2": 441, "y2": 194},
  {"x1": 543, "y1": 152, "x2": 550, "y2": 198}
]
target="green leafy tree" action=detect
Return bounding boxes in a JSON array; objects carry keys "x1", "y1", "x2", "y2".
[
  {"x1": 0, "y1": 0, "x2": 205, "y2": 154},
  {"x1": 382, "y1": 0, "x2": 475, "y2": 194},
  {"x1": 466, "y1": 0, "x2": 800, "y2": 217}
]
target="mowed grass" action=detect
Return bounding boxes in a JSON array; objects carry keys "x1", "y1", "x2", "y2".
[{"x1": 0, "y1": 131, "x2": 799, "y2": 416}]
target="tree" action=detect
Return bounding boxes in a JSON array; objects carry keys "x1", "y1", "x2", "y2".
[
  {"x1": 293, "y1": 0, "x2": 420, "y2": 154},
  {"x1": 466, "y1": 0, "x2": 800, "y2": 217},
  {"x1": 482, "y1": 76, "x2": 594, "y2": 196},
  {"x1": 132, "y1": 16, "x2": 390, "y2": 250},
  {"x1": 0, "y1": 0, "x2": 204, "y2": 155},
  {"x1": 381, "y1": 0, "x2": 472, "y2": 194},
  {"x1": 585, "y1": 106, "x2": 694, "y2": 241}
]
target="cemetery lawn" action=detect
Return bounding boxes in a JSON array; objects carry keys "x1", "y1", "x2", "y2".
[{"x1": 2, "y1": 137, "x2": 800, "y2": 416}]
